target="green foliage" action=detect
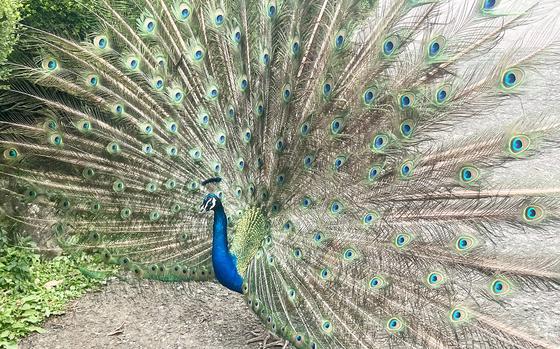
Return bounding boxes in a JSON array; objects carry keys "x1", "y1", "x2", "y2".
[
  {"x1": 20, "y1": 0, "x2": 98, "y2": 40},
  {"x1": 0, "y1": 0, "x2": 22, "y2": 84},
  {"x1": 0, "y1": 230, "x2": 116, "y2": 348}
]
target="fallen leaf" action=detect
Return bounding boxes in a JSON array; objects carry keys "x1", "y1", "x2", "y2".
[{"x1": 44, "y1": 280, "x2": 64, "y2": 290}]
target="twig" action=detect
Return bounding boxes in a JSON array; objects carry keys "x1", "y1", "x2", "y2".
[{"x1": 107, "y1": 321, "x2": 125, "y2": 336}]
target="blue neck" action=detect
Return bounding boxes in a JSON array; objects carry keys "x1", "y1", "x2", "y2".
[{"x1": 211, "y1": 203, "x2": 243, "y2": 293}]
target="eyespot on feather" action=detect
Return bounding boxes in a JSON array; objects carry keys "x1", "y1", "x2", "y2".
[
  {"x1": 434, "y1": 85, "x2": 451, "y2": 105},
  {"x1": 394, "y1": 233, "x2": 413, "y2": 249},
  {"x1": 399, "y1": 160, "x2": 415, "y2": 178},
  {"x1": 449, "y1": 306, "x2": 470, "y2": 324},
  {"x1": 427, "y1": 36, "x2": 446, "y2": 59},
  {"x1": 175, "y1": 3, "x2": 191, "y2": 21},
  {"x1": 334, "y1": 30, "x2": 346, "y2": 51},
  {"x1": 400, "y1": 119, "x2": 414, "y2": 138},
  {"x1": 386, "y1": 317, "x2": 404, "y2": 334},
  {"x1": 459, "y1": 166, "x2": 480, "y2": 185},
  {"x1": 93, "y1": 35, "x2": 109, "y2": 49},
  {"x1": 42, "y1": 57, "x2": 59, "y2": 72},
  {"x1": 523, "y1": 205, "x2": 544, "y2": 223},
  {"x1": 454, "y1": 235, "x2": 478, "y2": 253},
  {"x1": 481, "y1": 0, "x2": 499, "y2": 12},
  {"x1": 142, "y1": 18, "x2": 157, "y2": 33},
  {"x1": 425, "y1": 271, "x2": 446, "y2": 288},
  {"x1": 508, "y1": 135, "x2": 530, "y2": 156},
  {"x1": 398, "y1": 92, "x2": 415, "y2": 109},
  {"x1": 382, "y1": 36, "x2": 399, "y2": 56},
  {"x1": 490, "y1": 277, "x2": 512, "y2": 296},
  {"x1": 371, "y1": 134, "x2": 389, "y2": 152},
  {"x1": 362, "y1": 87, "x2": 376, "y2": 106},
  {"x1": 500, "y1": 67, "x2": 524, "y2": 90},
  {"x1": 368, "y1": 275, "x2": 387, "y2": 289}
]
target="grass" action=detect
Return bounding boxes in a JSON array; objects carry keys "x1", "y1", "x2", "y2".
[{"x1": 0, "y1": 231, "x2": 116, "y2": 349}]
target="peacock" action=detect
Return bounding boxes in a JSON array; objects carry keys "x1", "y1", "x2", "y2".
[{"x1": 1, "y1": 0, "x2": 560, "y2": 347}]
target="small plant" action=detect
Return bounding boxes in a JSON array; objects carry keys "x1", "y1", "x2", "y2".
[
  {"x1": 0, "y1": 229, "x2": 116, "y2": 349},
  {"x1": 0, "y1": 0, "x2": 21, "y2": 86}
]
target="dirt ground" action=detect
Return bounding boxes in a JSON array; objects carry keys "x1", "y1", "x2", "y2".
[{"x1": 19, "y1": 279, "x2": 290, "y2": 349}]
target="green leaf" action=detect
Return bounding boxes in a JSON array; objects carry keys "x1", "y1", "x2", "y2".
[
  {"x1": 0, "y1": 340, "x2": 18, "y2": 349},
  {"x1": 27, "y1": 326, "x2": 47, "y2": 334}
]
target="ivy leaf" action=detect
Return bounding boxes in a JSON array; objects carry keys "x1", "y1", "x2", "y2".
[{"x1": 26, "y1": 326, "x2": 47, "y2": 334}]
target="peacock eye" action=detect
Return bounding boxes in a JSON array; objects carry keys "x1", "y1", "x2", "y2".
[
  {"x1": 427, "y1": 36, "x2": 445, "y2": 59},
  {"x1": 321, "y1": 320, "x2": 333, "y2": 334},
  {"x1": 394, "y1": 233, "x2": 413, "y2": 248},
  {"x1": 482, "y1": 0, "x2": 498, "y2": 11},
  {"x1": 258, "y1": 104, "x2": 264, "y2": 115},
  {"x1": 362, "y1": 211, "x2": 379, "y2": 225},
  {"x1": 267, "y1": 3, "x2": 277, "y2": 17},
  {"x1": 329, "y1": 201, "x2": 343, "y2": 215},
  {"x1": 384, "y1": 40, "x2": 394, "y2": 51},
  {"x1": 362, "y1": 87, "x2": 376, "y2": 105},
  {"x1": 192, "y1": 47, "x2": 205, "y2": 61},
  {"x1": 300, "y1": 196, "x2": 312, "y2": 208},
  {"x1": 330, "y1": 118, "x2": 344, "y2": 135},
  {"x1": 319, "y1": 268, "x2": 330, "y2": 280},
  {"x1": 523, "y1": 205, "x2": 544, "y2": 223},
  {"x1": 399, "y1": 92, "x2": 415, "y2": 109},
  {"x1": 86, "y1": 74, "x2": 99, "y2": 87},
  {"x1": 303, "y1": 155, "x2": 315, "y2": 169},
  {"x1": 369, "y1": 275, "x2": 387, "y2": 289},
  {"x1": 386, "y1": 317, "x2": 404, "y2": 333},
  {"x1": 299, "y1": 121, "x2": 311, "y2": 137},
  {"x1": 400, "y1": 119, "x2": 414, "y2": 138},
  {"x1": 215, "y1": 13, "x2": 224, "y2": 26},
  {"x1": 323, "y1": 82, "x2": 332, "y2": 96},
  {"x1": 454, "y1": 235, "x2": 477, "y2": 252},
  {"x1": 490, "y1": 277, "x2": 511, "y2": 296},
  {"x1": 143, "y1": 18, "x2": 156, "y2": 33},
  {"x1": 508, "y1": 135, "x2": 530, "y2": 155},
  {"x1": 501, "y1": 67, "x2": 524, "y2": 89},
  {"x1": 177, "y1": 3, "x2": 191, "y2": 21},
  {"x1": 334, "y1": 30, "x2": 346, "y2": 50},
  {"x1": 313, "y1": 231, "x2": 325, "y2": 244},
  {"x1": 43, "y1": 57, "x2": 59, "y2": 71},
  {"x1": 383, "y1": 39, "x2": 396, "y2": 56},
  {"x1": 367, "y1": 165, "x2": 382, "y2": 181},
  {"x1": 426, "y1": 272, "x2": 445, "y2": 288},
  {"x1": 333, "y1": 156, "x2": 346, "y2": 171},
  {"x1": 94, "y1": 35, "x2": 108, "y2": 49},
  {"x1": 242, "y1": 129, "x2": 252, "y2": 143},
  {"x1": 371, "y1": 134, "x2": 389, "y2": 152},
  {"x1": 227, "y1": 105, "x2": 236, "y2": 119},
  {"x1": 126, "y1": 56, "x2": 140, "y2": 70},
  {"x1": 342, "y1": 248, "x2": 357, "y2": 261},
  {"x1": 292, "y1": 40, "x2": 300, "y2": 56},
  {"x1": 449, "y1": 307, "x2": 469, "y2": 323}
]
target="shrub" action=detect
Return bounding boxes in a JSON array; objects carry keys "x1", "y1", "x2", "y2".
[
  {"x1": 20, "y1": 0, "x2": 97, "y2": 40},
  {"x1": 0, "y1": 0, "x2": 22, "y2": 85}
]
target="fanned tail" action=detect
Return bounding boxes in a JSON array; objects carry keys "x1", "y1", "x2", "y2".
[{"x1": 241, "y1": 0, "x2": 560, "y2": 348}]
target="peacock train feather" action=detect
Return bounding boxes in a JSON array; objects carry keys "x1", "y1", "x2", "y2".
[{"x1": 1, "y1": 0, "x2": 560, "y2": 347}]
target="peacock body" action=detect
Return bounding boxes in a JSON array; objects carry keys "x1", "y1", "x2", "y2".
[{"x1": 1, "y1": 0, "x2": 560, "y2": 347}]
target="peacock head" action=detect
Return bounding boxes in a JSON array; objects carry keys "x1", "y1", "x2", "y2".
[
  {"x1": 199, "y1": 177, "x2": 223, "y2": 213},
  {"x1": 200, "y1": 193, "x2": 221, "y2": 213}
]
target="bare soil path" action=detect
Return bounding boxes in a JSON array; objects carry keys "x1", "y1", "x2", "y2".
[{"x1": 20, "y1": 279, "x2": 284, "y2": 349}]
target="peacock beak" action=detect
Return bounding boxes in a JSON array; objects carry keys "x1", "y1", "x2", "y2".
[{"x1": 199, "y1": 204, "x2": 206, "y2": 213}]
